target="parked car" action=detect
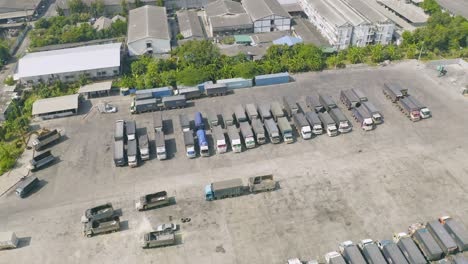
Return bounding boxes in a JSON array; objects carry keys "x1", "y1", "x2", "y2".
[{"x1": 156, "y1": 223, "x2": 177, "y2": 233}]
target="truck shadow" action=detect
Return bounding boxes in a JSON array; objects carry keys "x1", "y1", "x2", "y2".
[
  {"x1": 17, "y1": 236, "x2": 32, "y2": 248},
  {"x1": 207, "y1": 134, "x2": 215, "y2": 156},
  {"x1": 23, "y1": 179, "x2": 48, "y2": 198},
  {"x1": 165, "y1": 138, "x2": 177, "y2": 159},
  {"x1": 148, "y1": 139, "x2": 157, "y2": 160},
  {"x1": 168, "y1": 196, "x2": 177, "y2": 205},
  {"x1": 162, "y1": 119, "x2": 174, "y2": 135},
  {"x1": 113, "y1": 208, "x2": 123, "y2": 217},
  {"x1": 120, "y1": 220, "x2": 129, "y2": 232}
]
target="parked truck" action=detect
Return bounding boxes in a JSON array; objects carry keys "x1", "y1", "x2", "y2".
[
  {"x1": 329, "y1": 108, "x2": 352, "y2": 133},
  {"x1": 277, "y1": 117, "x2": 294, "y2": 143},
  {"x1": 179, "y1": 114, "x2": 190, "y2": 132},
  {"x1": 32, "y1": 129, "x2": 61, "y2": 150},
  {"x1": 135, "y1": 191, "x2": 170, "y2": 211},
  {"x1": 339, "y1": 241, "x2": 367, "y2": 264},
  {"x1": 81, "y1": 203, "x2": 115, "y2": 223},
  {"x1": 352, "y1": 88, "x2": 368, "y2": 102},
  {"x1": 258, "y1": 103, "x2": 272, "y2": 121},
  {"x1": 141, "y1": 231, "x2": 176, "y2": 248},
  {"x1": 264, "y1": 118, "x2": 281, "y2": 143},
  {"x1": 358, "y1": 239, "x2": 387, "y2": 264},
  {"x1": 325, "y1": 251, "x2": 347, "y2": 264},
  {"x1": 271, "y1": 101, "x2": 285, "y2": 121},
  {"x1": 240, "y1": 122, "x2": 255, "y2": 148},
  {"x1": 212, "y1": 126, "x2": 227, "y2": 153},
  {"x1": 0, "y1": 232, "x2": 18, "y2": 250},
  {"x1": 245, "y1": 103, "x2": 258, "y2": 121},
  {"x1": 393, "y1": 232, "x2": 427, "y2": 264},
  {"x1": 407, "y1": 95, "x2": 431, "y2": 119},
  {"x1": 234, "y1": 104, "x2": 248, "y2": 124},
  {"x1": 15, "y1": 176, "x2": 39, "y2": 198},
  {"x1": 439, "y1": 216, "x2": 468, "y2": 252},
  {"x1": 409, "y1": 223, "x2": 444, "y2": 261},
  {"x1": 153, "y1": 112, "x2": 163, "y2": 133},
  {"x1": 183, "y1": 131, "x2": 196, "y2": 158},
  {"x1": 319, "y1": 94, "x2": 338, "y2": 111},
  {"x1": 340, "y1": 90, "x2": 361, "y2": 110},
  {"x1": 84, "y1": 216, "x2": 120, "y2": 237},
  {"x1": 114, "y1": 120, "x2": 125, "y2": 141},
  {"x1": 126, "y1": 120, "x2": 136, "y2": 141},
  {"x1": 155, "y1": 131, "x2": 166, "y2": 160},
  {"x1": 28, "y1": 150, "x2": 55, "y2": 171},
  {"x1": 197, "y1": 129, "x2": 209, "y2": 157},
  {"x1": 383, "y1": 83, "x2": 407, "y2": 103},
  {"x1": 114, "y1": 140, "x2": 126, "y2": 166},
  {"x1": 318, "y1": 112, "x2": 338, "y2": 136},
  {"x1": 305, "y1": 111, "x2": 323, "y2": 135},
  {"x1": 397, "y1": 97, "x2": 421, "y2": 122},
  {"x1": 378, "y1": 240, "x2": 409, "y2": 264},
  {"x1": 283, "y1": 96, "x2": 299, "y2": 117},
  {"x1": 427, "y1": 220, "x2": 458, "y2": 255},
  {"x1": 178, "y1": 86, "x2": 203, "y2": 99},
  {"x1": 227, "y1": 125, "x2": 242, "y2": 153},
  {"x1": 162, "y1": 95, "x2": 186, "y2": 109},
  {"x1": 127, "y1": 139, "x2": 138, "y2": 167},
  {"x1": 223, "y1": 110, "x2": 235, "y2": 127},
  {"x1": 306, "y1": 95, "x2": 325, "y2": 113},
  {"x1": 251, "y1": 119, "x2": 266, "y2": 144},
  {"x1": 205, "y1": 175, "x2": 276, "y2": 201},
  {"x1": 131, "y1": 98, "x2": 158, "y2": 114},
  {"x1": 139, "y1": 133, "x2": 150, "y2": 161},
  {"x1": 362, "y1": 101, "x2": 383, "y2": 124},
  {"x1": 205, "y1": 83, "x2": 228, "y2": 96},
  {"x1": 453, "y1": 255, "x2": 468, "y2": 264},
  {"x1": 195, "y1": 112, "x2": 205, "y2": 130},
  {"x1": 293, "y1": 113, "x2": 312, "y2": 139},
  {"x1": 351, "y1": 107, "x2": 374, "y2": 131}
]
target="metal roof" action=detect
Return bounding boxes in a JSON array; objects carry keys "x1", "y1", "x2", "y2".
[
  {"x1": 78, "y1": 81, "x2": 113, "y2": 94},
  {"x1": 176, "y1": 10, "x2": 205, "y2": 39},
  {"x1": 15, "y1": 43, "x2": 121, "y2": 80},
  {"x1": 0, "y1": 0, "x2": 41, "y2": 12},
  {"x1": 273, "y1": 35, "x2": 303, "y2": 46},
  {"x1": 436, "y1": 0, "x2": 468, "y2": 19},
  {"x1": 127, "y1": 5, "x2": 170, "y2": 44},
  {"x1": 205, "y1": 0, "x2": 246, "y2": 17},
  {"x1": 304, "y1": 0, "x2": 350, "y2": 27},
  {"x1": 32, "y1": 94, "x2": 79, "y2": 116},
  {"x1": 210, "y1": 14, "x2": 252, "y2": 29},
  {"x1": 377, "y1": 0, "x2": 428, "y2": 24},
  {"x1": 325, "y1": 0, "x2": 368, "y2": 26},
  {"x1": 342, "y1": 0, "x2": 389, "y2": 23},
  {"x1": 242, "y1": 0, "x2": 290, "y2": 21}
]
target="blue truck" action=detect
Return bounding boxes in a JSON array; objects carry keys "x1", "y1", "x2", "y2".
[
  {"x1": 195, "y1": 112, "x2": 204, "y2": 130},
  {"x1": 196, "y1": 129, "x2": 209, "y2": 157}
]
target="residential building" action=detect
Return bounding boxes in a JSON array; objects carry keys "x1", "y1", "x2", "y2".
[
  {"x1": 176, "y1": 10, "x2": 205, "y2": 40},
  {"x1": 204, "y1": 0, "x2": 252, "y2": 37},
  {"x1": 127, "y1": 5, "x2": 170, "y2": 56},
  {"x1": 93, "y1": 16, "x2": 113, "y2": 31},
  {"x1": 14, "y1": 43, "x2": 122, "y2": 84},
  {"x1": 242, "y1": 0, "x2": 291, "y2": 33}
]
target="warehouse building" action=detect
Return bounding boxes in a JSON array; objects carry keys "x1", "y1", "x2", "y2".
[
  {"x1": 127, "y1": 5, "x2": 170, "y2": 56},
  {"x1": 242, "y1": 0, "x2": 291, "y2": 33},
  {"x1": 435, "y1": 0, "x2": 468, "y2": 20},
  {"x1": 204, "y1": 0, "x2": 253, "y2": 37},
  {"x1": 0, "y1": 0, "x2": 42, "y2": 23},
  {"x1": 14, "y1": 43, "x2": 122, "y2": 84},
  {"x1": 377, "y1": 0, "x2": 428, "y2": 26},
  {"x1": 165, "y1": 0, "x2": 211, "y2": 10},
  {"x1": 32, "y1": 94, "x2": 80, "y2": 120},
  {"x1": 177, "y1": 10, "x2": 205, "y2": 40}
]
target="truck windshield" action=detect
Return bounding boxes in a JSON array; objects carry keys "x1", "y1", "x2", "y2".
[
  {"x1": 157, "y1": 151, "x2": 166, "y2": 156},
  {"x1": 422, "y1": 109, "x2": 431, "y2": 115},
  {"x1": 373, "y1": 114, "x2": 382, "y2": 121},
  {"x1": 128, "y1": 157, "x2": 136, "y2": 162},
  {"x1": 201, "y1": 149, "x2": 209, "y2": 154}
]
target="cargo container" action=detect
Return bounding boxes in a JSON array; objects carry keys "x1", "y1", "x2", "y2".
[
  {"x1": 126, "y1": 120, "x2": 136, "y2": 141},
  {"x1": 305, "y1": 111, "x2": 323, "y2": 135},
  {"x1": 217, "y1": 77, "x2": 253, "y2": 89},
  {"x1": 212, "y1": 126, "x2": 227, "y2": 154},
  {"x1": 131, "y1": 98, "x2": 158, "y2": 114},
  {"x1": 205, "y1": 178, "x2": 244, "y2": 200},
  {"x1": 254, "y1": 72, "x2": 289, "y2": 86},
  {"x1": 162, "y1": 95, "x2": 186, "y2": 109},
  {"x1": 195, "y1": 112, "x2": 205, "y2": 130},
  {"x1": 271, "y1": 101, "x2": 284, "y2": 121},
  {"x1": 114, "y1": 120, "x2": 125, "y2": 141},
  {"x1": 293, "y1": 113, "x2": 312, "y2": 139},
  {"x1": 183, "y1": 131, "x2": 196, "y2": 158},
  {"x1": 197, "y1": 129, "x2": 209, "y2": 157},
  {"x1": 205, "y1": 83, "x2": 228, "y2": 96},
  {"x1": 15, "y1": 176, "x2": 39, "y2": 198},
  {"x1": 127, "y1": 139, "x2": 138, "y2": 167},
  {"x1": 135, "y1": 93, "x2": 153, "y2": 101},
  {"x1": 208, "y1": 111, "x2": 219, "y2": 128},
  {"x1": 197, "y1": 81, "x2": 213, "y2": 92},
  {"x1": 407, "y1": 96, "x2": 431, "y2": 119},
  {"x1": 325, "y1": 251, "x2": 347, "y2": 264},
  {"x1": 114, "y1": 140, "x2": 126, "y2": 166},
  {"x1": 409, "y1": 223, "x2": 444, "y2": 261},
  {"x1": 177, "y1": 86, "x2": 203, "y2": 99},
  {"x1": 439, "y1": 216, "x2": 468, "y2": 252},
  {"x1": 359, "y1": 239, "x2": 387, "y2": 264},
  {"x1": 234, "y1": 104, "x2": 248, "y2": 124},
  {"x1": 264, "y1": 118, "x2": 281, "y2": 143},
  {"x1": 306, "y1": 95, "x2": 325, "y2": 113},
  {"x1": 141, "y1": 231, "x2": 176, "y2": 248},
  {"x1": 258, "y1": 103, "x2": 272, "y2": 121},
  {"x1": 393, "y1": 232, "x2": 427, "y2": 264},
  {"x1": 339, "y1": 241, "x2": 367, "y2": 264},
  {"x1": 283, "y1": 96, "x2": 299, "y2": 117},
  {"x1": 329, "y1": 108, "x2": 352, "y2": 133},
  {"x1": 378, "y1": 240, "x2": 409, "y2": 264},
  {"x1": 227, "y1": 125, "x2": 242, "y2": 153},
  {"x1": 340, "y1": 90, "x2": 361, "y2": 109},
  {"x1": 245, "y1": 103, "x2": 258, "y2": 121},
  {"x1": 352, "y1": 88, "x2": 368, "y2": 102},
  {"x1": 397, "y1": 97, "x2": 421, "y2": 121},
  {"x1": 277, "y1": 117, "x2": 294, "y2": 143},
  {"x1": 427, "y1": 220, "x2": 458, "y2": 255},
  {"x1": 179, "y1": 114, "x2": 190, "y2": 132},
  {"x1": 383, "y1": 83, "x2": 406, "y2": 102},
  {"x1": 248, "y1": 175, "x2": 276, "y2": 192},
  {"x1": 319, "y1": 94, "x2": 338, "y2": 111},
  {"x1": 32, "y1": 129, "x2": 61, "y2": 150},
  {"x1": 240, "y1": 122, "x2": 255, "y2": 148},
  {"x1": 251, "y1": 119, "x2": 266, "y2": 144},
  {"x1": 139, "y1": 133, "x2": 150, "y2": 161},
  {"x1": 362, "y1": 101, "x2": 383, "y2": 124},
  {"x1": 223, "y1": 110, "x2": 235, "y2": 127},
  {"x1": 351, "y1": 107, "x2": 374, "y2": 131},
  {"x1": 135, "y1": 87, "x2": 172, "y2": 98},
  {"x1": 318, "y1": 112, "x2": 338, "y2": 136},
  {"x1": 153, "y1": 112, "x2": 163, "y2": 132}
]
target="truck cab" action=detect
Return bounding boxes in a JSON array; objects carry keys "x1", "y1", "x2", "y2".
[
  {"x1": 197, "y1": 129, "x2": 210, "y2": 157},
  {"x1": 183, "y1": 131, "x2": 196, "y2": 158},
  {"x1": 325, "y1": 251, "x2": 347, "y2": 264}
]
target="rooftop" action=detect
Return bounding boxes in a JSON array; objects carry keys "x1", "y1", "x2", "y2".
[
  {"x1": 435, "y1": 0, "x2": 468, "y2": 19},
  {"x1": 242, "y1": 0, "x2": 290, "y2": 21},
  {"x1": 15, "y1": 43, "x2": 122, "y2": 80},
  {"x1": 273, "y1": 35, "x2": 303, "y2": 46},
  {"x1": 341, "y1": 0, "x2": 389, "y2": 23},
  {"x1": 78, "y1": 81, "x2": 113, "y2": 94},
  {"x1": 303, "y1": 0, "x2": 351, "y2": 27},
  {"x1": 377, "y1": 0, "x2": 428, "y2": 24},
  {"x1": 0, "y1": 0, "x2": 41, "y2": 13},
  {"x1": 176, "y1": 10, "x2": 205, "y2": 39},
  {"x1": 205, "y1": 0, "x2": 247, "y2": 17},
  {"x1": 32, "y1": 94, "x2": 79, "y2": 116},
  {"x1": 292, "y1": 18, "x2": 330, "y2": 46},
  {"x1": 210, "y1": 14, "x2": 252, "y2": 29},
  {"x1": 325, "y1": 0, "x2": 368, "y2": 26},
  {"x1": 93, "y1": 16, "x2": 113, "y2": 31},
  {"x1": 127, "y1": 5, "x2": 170, "y2": 43}
]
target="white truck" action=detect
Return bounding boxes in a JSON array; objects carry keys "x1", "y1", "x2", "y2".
[
  {"x1": 155, "y1": 131, "x2": 167, "y2": 160},
  {"x1": 251, "y1": 119, "x2": 266, "y2": 144},
  {"x1": 212, "y1": 126, "x2": 227, "y2": 154},
  {"x1": 0, "y1": 232, "x2": 18, "y2": 250},
  {"x1": 407, "y1": 95, "x2": 431, "y2": 119},
  {"x1": 351, "y1": 107, "x2": 374, "y2": 131},
  {"x1": 362, "y1": 101, "x2": 383, "y2": 124},
  {"x1": 329, "y1": 108, "x2": 352, "y2": 133},
  {"x1": 293, "y1": 113, "x2": 312, "y2": 139},
  {"x1": 127, "y1": 139, "x2": 138, "y2": 167},
  {"x1": 240, "y1": 122, "x2": 256, "y2": 149},
  {"x1": 325, "y1": 251, "x2": 347, "y2": 264},
  {"x1": 264, "y1": 118, "x2": 281, "y2": 143},
  {"x1": 305, "y1": 111, "x2": 323, "y2": 135},
  {"x1": 227, "y1": 125, "x2": 242, "y2": 153},
  {"x1": 318, "y1": 112, "x2": 338, "y2": 137},
  {"x1": 32, "y1": 129, "x2": 61, "y2": 150},
  {"x1": 245, "y1": 103, "x2": 258, "y2": 121},
  {"x1": 183, "y1": 131, "x2": 196, "y2": 158},
  {"x1": 277, "y1": 117, "x2": 294, "y2": 143}
]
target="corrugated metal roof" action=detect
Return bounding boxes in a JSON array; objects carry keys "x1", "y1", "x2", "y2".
[
  {"x1": 15, "y1": 43, "x2": 121, "y2": 80},
  {"x1": 210, "y1": 14, "x2": 252, "y2": 29},
  {"x1": 176, "y1": 10, "x2": 205, "y2": 39},
  {"x1": 325, "y1": 0, "x2": 368, "y2": 26},
  {"x1": 32, "y1": 94, "x2": 79, "y2": 116},
  {"x1": 242, "y1": 0, "x2": 290, "y2": 21},
  {"x1": 377, "y1": 0, "x2": 428, "y2": 24},
  {"x1": 127, "y1": 5, "x2": 170, "y2": 43},
  {"x1": 78, "y1": 81, "x2": 113, "y2": 94},
  {"x1": 342, "y1": 0, "x2": 389, "y2": 23},
  {"x1": 205, "y1": 0, "x2": 246, "y2": 17},
  {"x1": 304, "y1": 0, "x2": 349, "y2": 27},
  {"x1": 273, "y1": 35, "x2": 303, "y2": 46}
]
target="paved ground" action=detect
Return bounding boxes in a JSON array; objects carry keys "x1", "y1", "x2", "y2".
[{"x1": 1, "y1": 60, "x2": 468, "y2": 263}]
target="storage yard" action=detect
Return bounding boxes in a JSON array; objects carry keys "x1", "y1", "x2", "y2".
[{"x1": 1, "y1": 61, "x2": 468, "y2": 263}]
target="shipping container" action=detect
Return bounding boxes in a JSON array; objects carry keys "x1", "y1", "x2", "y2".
[
  {"x1": 135, "y1": 93, "x2": 154, "y2": 101},
  {"x1": 306, "y1": 95, "x2": 325, "y2": 113},
  {"x1": 234, "y1": 105, "x2": 248, "y2": 124},
  {"x1": 283, "y1": 96, "x2": 299, "y2": 117},
  {"x1": 205, "y1": 83, "x2": 228, "y2": 96},
  {"x1": 135, "y1": 87, "x2": 172, "y2": 98},
  {"x1": 410, "y1": 224, "x2": 444, "y2": 261},
  {"x1": 217, "y1": 77, "x2": 253, "y2": 89},
  {"x1": 197, "y1": 81, "x2": 213, "y2": 92},
  {"x1": 439, "y1": 216, "x2": 468, "y2": 252},
  {"x1": 379, "y1": 240, "x2": 409, "y2": 264},
  {"x1": 427, "y1": 221, "x2": 458, "y2": 255},
  {"x1": 254, "y1": 72, "x2": 290, "y2": 86},
  {"x1": 177, "y1": 86, "x2": 203, "y2": 99}
]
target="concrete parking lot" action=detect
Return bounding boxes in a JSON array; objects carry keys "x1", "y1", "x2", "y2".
[{"x1": 1, "y1": 60, "x2": 468, "y2": 264}]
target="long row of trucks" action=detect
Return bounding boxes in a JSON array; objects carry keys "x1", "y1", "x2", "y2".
[
  {"x1": 131, "y1": 95, "x2": 188, "y2": 114},
  {"x1": 340, "y1": 88, "x2": 384, "y2": 131},
  {"x1": 383, "y1": 83, "x2": 431, "y2": 121}
]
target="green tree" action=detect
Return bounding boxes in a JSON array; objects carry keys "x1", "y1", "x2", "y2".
[
  {"x1": 0, "y1": 40, "x2": 10, "y2": 66},
  {"x1": 420, "y1": 0, "x2": 441, "y2": 14},
  {"x1": 157, "y1": 0, "x2": 164, "y2": 6},
  {"x1": 177, "y1": 66, "x2": 209, "y2": 86},
  {"x1": 176, "y1": 33, "x2": 184, "y2": 40},
  {"x1": 35, "y1": 18, "x2": 50, "y2": 29},
  {"x1": 56, "y1": 6, "x2": 65, "y2": 16},
  {"x1": 370, "y1": 44, "x2": 385, "y2": 63},
  {"x1": 232, "y1": 61, "x2": 263, "y2": 79},
  {"x1": 68, "y1": 0, "x2": 88, "y2": 14},
  {"x1": 90, "y1": 0, "x2": 105, "y2": 16},
  {"x1": 135, "y1": 0, "x2": 143, "y2": 7},
  {"x1": 4, "y1": 76, "x2": 15, "y2": 85},
  {"x1": 120, "y1": 0, "x2": 128, "y2": 15},
  {"x1": 346, "y1": 47, "x2": 365, "y2": 64},
  {"x1": 173, "y1": 40, "x2": 220, "y2": 69}
]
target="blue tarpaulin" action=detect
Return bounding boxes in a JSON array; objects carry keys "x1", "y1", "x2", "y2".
[{"x1": 272, "y1": 36, "x2": 303, "y2": 46}]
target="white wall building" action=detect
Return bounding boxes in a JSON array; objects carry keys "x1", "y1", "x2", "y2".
[
  {"x1": 127, "y1": 5, "x2": 170, "y2": 56},
  {"x1": 204, "y1": 0, "x2": 253, "y2": 37},
  {"x1": 242, "y1": 0, "x2": 291, "y2": 33}
]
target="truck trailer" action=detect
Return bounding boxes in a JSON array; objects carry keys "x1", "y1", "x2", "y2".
[
  {"x1": 306, "y1": 95, "x2": 325, "y2": 113},
  {"x1": 270, "y1": 101, "x2": 284, "y2": 121},
  {"x1": 325, "y1": 251, "x2": 347, "y2": 264},
  {"x1": 339, "y1": 241, "x2": 367, "y2": 264},
  {"x1": 178, "y1": 86, "x2": 202, "y2": 99},
  {"x1": 439, "y1": 216, "x2": 468, "y2": 252},
  {"x1": 81, "y1": 203, "x2": 114, "y2": 223},
  {"x1": 427, "y1": 220, "x2": 458, "y2": 255},
  {"x1": 319, "y1": 94, "x2": 337, "y2": 111},
  {"x1": 139, "y1": 133, "x2": 150, "y2": 161},
  {"x1": 264, "y1": 118, "x2": 281, "y2": 143},
  {"x1": 329, "y1": 108, "x2": 352, "y2": 133},
  {"x1": 258, "y1": 103, "x2": 272, "y2": 121},
  {"x1": 208, "y1": 111, "x2": 219, "y2": 128},
  {"x1": 283, "y1": 96, "x2": 299, "y2": 117},
  {"x1": 397, "y1": 97, "x2": 421, "y2": 122},
  {"x1": 240, "y1": 122, "x2": 255, "y2": 148},
  {"x1": 162, "y1": 95, "x2": 186, "y2": 109},
  {"x1": 227, "y1": 125, "x2": 242, "y2": 153},
  {"x1": 352, "y1": 88, "x2": 368, "y2": 102},
  {"x1": 383, "y1": 83, "x2": 406, "y2": 103},
  {"x1": 126, "y1": 120, "x2": 136, "y2": 141},
  {"x1": 153, "y1": 112, "x2": 163, "y2": 133},
  {"x1": 32, "y1": 129, "x2": 61, "y2": 150},
  {"x1": 29, "y1": 150, "x2": 55, "y2": 171},
  {"x1": 135, "y1": 191, "x2": 170, "y2": 211},
  {"x1": 277, "y1": 117, "x2": 294, "y2": 143},
  {"x1": 409, "y1": 223, "x2": 444, "y2": 261},
  {"x1": 245, "y1": 103, "x2": 258, "y2": 121},
  {"x1": 114, "y1": 140, "x2": 126, "y2": 166},
  {"x1": 378, "y1": 240, "x2": 409, "y2": 264},
  {"x1": 340, "y1": 90, "x2": 361, "y2": 109},
  {"x1": 318, "y1": 112, "x2": 338, "y2": 137},
  {"x1": 235, "y1": 104, "x2": 248, "y2": 124},
  {"x1": 205, "y1": 83, "x2": 228, "y2": 96},
  {"x1": 205, "y1": 176, "x2": 276, "y2": 201},
  {"x1": 197, "y1": 129, "x2": 210, "y2": 157},
  {"x1": 127, "y1": 139, "x2": 138, "y2": 167},
  {"x1": 183, "y1": 131, "x2": 196, "y2": 158},
  {"x1": 212, "y1": 126, "x2": 227, "y2": 153},
  {"x1": 15, "y1": 176, "x2": 39, "y2": 198},
  {"x1": 223, "y1": 110, "x2": 235, "y2": 127},
  {"x1": 179, "y1": 114, "x2": 190, "y2": 132},
  {"x1": 407, "y1": 95, "x2": 431, "y2": 119},
  {"x1": 351, "y1": 107, "x2": 374, "y2": 131},
  {"x1": 141, "y1": 231, "x2": 176, "y2": 248},
  {"x1": 293, "y1": 113, "x2": 312, "y2": 139},
  {"x1": 305, "y1": 111, "x2": 323, "y2": 135},
  {"x1": 248, "y1": 175, "x2": 276, "y2": 192},
  {"x1": 359, "y1": 239, "x2": 387, "y2": 264},
  {"x1": 393, "y1": 232, "x2": 427, "y2": 264},
  {"x1": 0, "y1": 232, "x2": 18, "y2": 250},
  {"x1": 131, "y1": 98, "x2": 158, "y2": 114},
  {"x1": 84, "y1": 216, "x2": 120, "y2": 237},
  {"x1": 155, "y1": 131, "x2": 166, "y2": 160},
  {"x1": 251, "y1": 119, "x2": 266, "y2": 144},
  {"x1": 195, "y1": 112, "x2": 205, "y2": 130},
  {"x1": 114, "y1": 120, "x2": 125, "y2": 141},
  {"x1": 362, "y1": 101, "x2": 383, "y2": 124}
]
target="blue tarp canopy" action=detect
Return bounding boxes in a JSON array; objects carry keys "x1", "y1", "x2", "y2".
[{"x1": 272, "y1": 36, "x2": 303, "y2": 46}]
